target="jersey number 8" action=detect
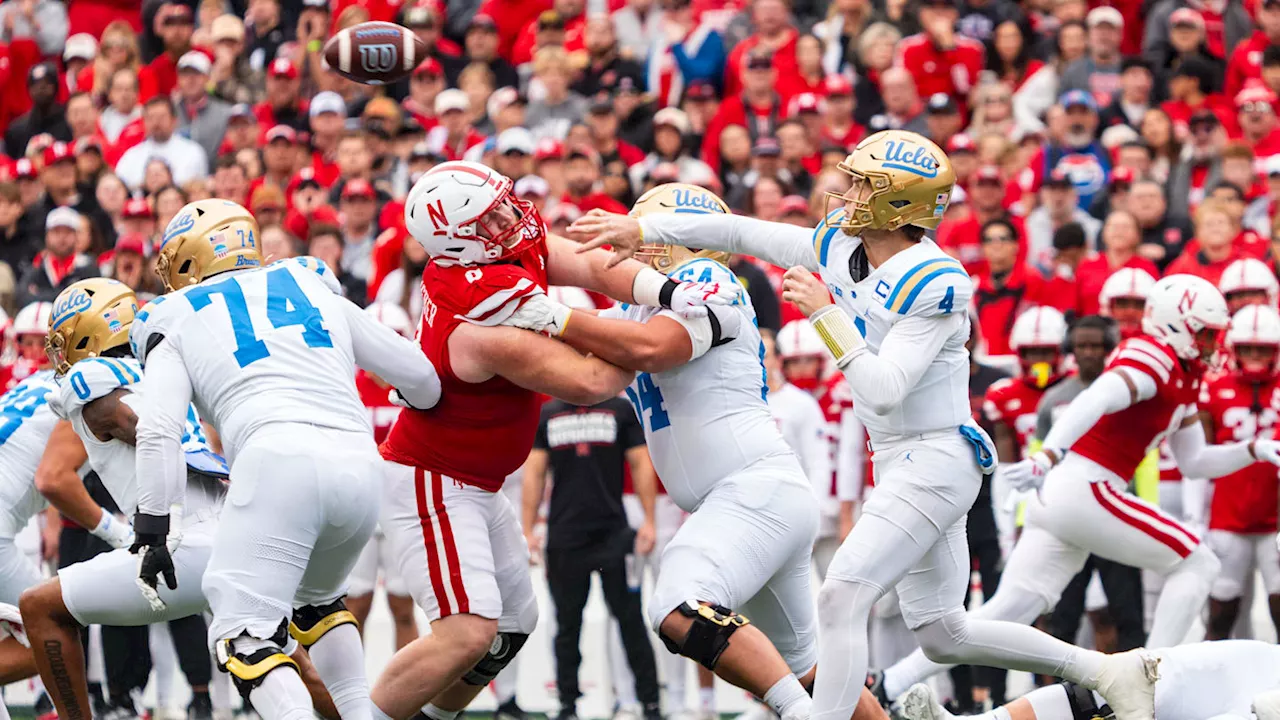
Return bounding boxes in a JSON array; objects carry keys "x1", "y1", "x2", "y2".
[{"x1": 187, "y1": 267, "x2": 334, "y2": 368}]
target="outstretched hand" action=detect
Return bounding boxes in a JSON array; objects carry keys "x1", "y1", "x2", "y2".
[{"x1": 568, "y1": 210, "x2": 645, "y2": 269}]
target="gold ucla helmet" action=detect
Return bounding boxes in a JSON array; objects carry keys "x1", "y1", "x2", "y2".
[
  {"x1": 156, "y1": 199, "x2": 262, "y2": 292},
  {"x1": 629, "y1": 183, "x2": 732, "y2": 273},
  {"x1": 825, "y1": 129, "x2": 956, "y2": 233},
  {"x1": 46, "y1": 278, "x2": 139, "y2": 375}
]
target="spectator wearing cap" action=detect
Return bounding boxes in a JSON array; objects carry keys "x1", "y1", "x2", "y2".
[
  {"x1": 254, "y1": 58, "x2": 308, "y2": 133},
  {"x1": 629, "y1": 107, "x2": 712, "y2": 193},
  {"x1": 20, "y1": 141, "x2": 115, "y2": 249},
  {"x1": 5, "y1": 63, "x2": 70, "y2": 157},
  {"x1": 585, "y1": 96, "x2": 645, "y2": 169},
  {"x1": 973, "y1": 218, "x2": 1055, "y2": 355},
  {"x1": 513, "y1": 0, "x2": 587, "y2": 67},
  {"x1": 14, "y1": 206, "x2": 97, "y2": 307},
  {"x1": 525, "y1": 48, "x2": 589, "y2": 141},
  {"x1": 402, "y1": 59, "x2": 445, "y2": 132},
  {"x1": 939, "y1": 165, "x2": 1026, "y2": 274},
  {"x1": 425, "y1": 89, "x2": 487, "y2": 162},
  {"x1": 819, "y1": 75, "x2": 864, "y2": 150},
  {"x1": 1245, "y1": 156, "x2": 1280, "y2": 235},
  {"x1": 702, "y1": 50, "x2": 784, "y2": 173},
  {"x1": 1169, "y1": 108, "x2": 1227, "y2": 210},
  {"x1": 788, "y1": 93, "x2": 825, "y2": 146},
  {"x1": 1051, "y1": 7, "x2": 1121, "y2": 109},
  {"x1": 1087, "y1": 165, "x2": 1137, "y2": 221},
  {"x1": 723, "y1": 0, "x2": 801, "y2": 100},
  {"x1": 1025, "y1": 170, "x2": 1103, "y2": 268},
  {"x1": 484, "y1": 87, "x2": 527, "y2": 138},
  {"x1": 244, "y1": 0, "x2": 287, "y2": 74},
  {"x1": 561, "y1": 145, "x2": 628, "y2": 214},
  {"x1": 337, "y1": 178, "x2": 381, "y2": 282},
  {"x1": 494, "y1": 128, "x2": 536, "y2": 181},
  {"x1": 249, "y1": 183, "x2": 286, "y2": 229},
  {"x1": 1155, "y1": 8, "x2": 1226, "y2": 89},
  {"x1": 120, "y1": 196, "x2": 155, "y2": 239},
  {"x1": 109, "y1": 233, "x2": 156, "y2": 297},
  {"x1": 922, "y1": 92, "x2": 964, "y2": 149},
  {"x1": 1096, "y1": 58, "x2": 1154, "y2": 131},
  {"x1": 1225, "y1": 0, "x2": 1280, "y2": 99},
  {"x1": 1163, "y1": 198, "x2": 1252, "y2": 284},
  {"x1": 208, "y1": 16, "x2": 256, "y2": 106},
  {"x1": 401, "y1": 2, "x2": 463, "y2": 66},
  {"x1": 308, "y1": 91, "x2": 347, "y2": 187},
  {"x1": 138, "y1": 2, "x2": 195, "y2": 102},
  {"x1": 0, "y1": 0, "x2": 68, "y2": 57},
  {"x1": 894, "y1": 0, "x2": 984, "y2": 111},
  {"x1": 100, "y1": 69, "x2": 143, "y2": 149},
  {"x1": 868, "y1": 67, "x2": 926, "y2": 134},
  {"x1": 0, "y1": 182, "x2": 28, "y2": 271},
  {"x1": 1035, "y1": 91, "x2": 1110, "y2": 210},
  {"x1": 573, "y1": 15, "x2": 644, "y2": 99},
  {"x1": 63, "y1": 34, "x2": 98, "y2": 94},
  {"x1": 1144, "y1": 0, "x2": 1251, "y2": 67},
  {"x1": 253, "y1": 124, "x2": 301, "y2": 194},
  {"x1": 12, "y1": 160, "x2": 41, "y2": 210},
  {"x1": 646, "y1": 0, "x2": 725, "y2": 109},
  {"x1": 1235, "y1": 86, "x2": 1280, "y2": 161},
  {"x1": 444, "y1": 14, "x2": 519, "y2": 91},
  {"x1": 116, "y1": 96, "x2": 210, "y2": 191},
  {"x1": 175, "y1": 52, "x2": 233, "y2": 165}
]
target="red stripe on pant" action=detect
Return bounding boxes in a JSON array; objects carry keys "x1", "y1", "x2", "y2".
[
  {"x1": 415, "y1": 468, "x2": 454, "y2": 616},
  {"x1": 431, "y1": 471, "x2": 470, "y2": 614},
  {"x1": 1091, "y1": 481, "x2": 1195, "y2": 558}
]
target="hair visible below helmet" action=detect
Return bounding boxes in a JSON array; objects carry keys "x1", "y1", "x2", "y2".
[
  {"x1": 1218, "y1": 258, "x2": 1280, "y2": 309},
  {"x1": 1226, "y1": 304, "x2": 1280, "y2": 381},
  {"x1": 1009, "y1": 306, "x2": 1067, "y2": 385},
  {"x1": 824, "y1": 130, "x2": 956, "y2": 233},
  {"x1": 156, "y1": 199, "x2": 262, "y2": 292},
  {"x1": 628, "y1": 183, "x2": 731, "y2": 273},
  {"x1": 1142, "y1": 274, "x2": 1231, "y2": 362},
  {"x1": 404, "y1": 160, "x2": 543, "y2": 266},
  {"x1": 46, "y1": 278, "x2": 139, "y2": 375},
  {"x1": 363, "y1": 301, "x2": 413, "y2": 338}
]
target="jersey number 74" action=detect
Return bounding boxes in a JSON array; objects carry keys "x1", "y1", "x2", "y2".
[{"x1": 187, "y1": 267, "x2": 334, "y2": 368}]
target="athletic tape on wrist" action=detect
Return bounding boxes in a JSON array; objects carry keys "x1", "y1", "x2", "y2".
[{"x1": 810, "y1": 306, "x2": 861, "y2": 367}]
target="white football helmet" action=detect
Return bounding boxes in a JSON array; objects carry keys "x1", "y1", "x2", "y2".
[
  {"x1": 1009, "y1": 307, "x2": 1067, "y2": 351},
  {"x1": 1226, "y1": 304, "x2": 1280, "y2": 380},
  {"x1": 1100, "y1": 267, "x2": 1156, "y2": 336},
  {"x1": 404, "y1": 160, "x2": 543, "y2": 266},
  {"x1": 1218, "y1": 258, "x2": 1279, "y2": 311},
  {"x1": 1142, "y1": 274, "x2": 1231, "y2": 362},
  {"x1": 777, "y1": 320, "x2": 825, "y2": 359},
  {"x1": 13, "y1": 301, "x2": 52, "y2": 364},
  {"x1": 0, "y1": 306, "x2": 11, "y2": 366},
  {"x1": 364, "y1": 302, "x2": 413, "y2": 338}
]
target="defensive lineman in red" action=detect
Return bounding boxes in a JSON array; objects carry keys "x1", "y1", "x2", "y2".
[{"x1": 370, "y1": 161, "x2": 737, "y2": 720}]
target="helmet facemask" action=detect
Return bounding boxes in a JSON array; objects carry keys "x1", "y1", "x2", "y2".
[
  {"x1": 1109, "y1": 297, "x2": 1146, "y2": 337},
  {"x1": 1018, "y1": 346, "x2": 1061, "y2": 388},
  {"x1": 1232, "y1": 343, "x2": 1279, "y2": 381},
  {"x1": 1225, "y1": 289, "x2": 1271, "y2": 315},
  {"x1": 469, "y1": 183, "x2": 543, "y2": 261}
]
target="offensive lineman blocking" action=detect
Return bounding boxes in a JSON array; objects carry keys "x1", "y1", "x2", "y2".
[{"x1": 569, "y1": 130, "x2": 1160, "y2": 720}]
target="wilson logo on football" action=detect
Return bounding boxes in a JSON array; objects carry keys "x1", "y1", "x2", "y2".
[{"x1": 359, "y1": 44, "x2": 398, "y2": 74}]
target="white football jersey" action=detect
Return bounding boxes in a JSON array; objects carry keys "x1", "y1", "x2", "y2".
[
  {"x1": 0, "y1": 371, "x2": 58, "y2": 536},
  {"x1": 130, "y1": 257, "x2": 371, "y2": 462},
  {"x1": 766, "y1": 382, "x2": 830, "y2": 491},
  {"x1": 607, "y1": 258, "x2": 801, "y2": 512},
  {"x1": 1146, "y1": 641, "x2": 1280, "y2": 720},
  {"x1": 812, "y1": 214, "x2": 973, "y2": 443},
  {"x1": 49, "y1": 356, "x2": 227, "y2": 517}
]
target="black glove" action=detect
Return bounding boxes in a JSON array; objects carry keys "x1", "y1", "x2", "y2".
[{"x1": 131, "y1": 513, "x2": 177, "y2": 591}]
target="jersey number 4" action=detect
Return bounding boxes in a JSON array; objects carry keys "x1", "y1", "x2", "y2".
[
  {"x1": 187, "y1": 268, "x2": 334, "y2": 368},
  {"x1": 625, "y1": 373, "x2": 671, "y2": 432},
  {"x1": 0, "y1": 384, "x2": 51, "y2": 446}
]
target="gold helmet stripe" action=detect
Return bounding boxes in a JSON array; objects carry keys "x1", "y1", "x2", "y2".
[
  {"x1": 814, "y1": 209, "x2": 844, "y2": 266},
  {"x1": 885, "y1": 257, "x2": 968, "y2": 314}
]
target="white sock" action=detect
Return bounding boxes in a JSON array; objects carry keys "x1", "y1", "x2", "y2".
[
  {"x1": 150, "y1": 623, "x2": 178, "y2": 711},
  {"x1": 663, "y1": 655, "x2": 687, "y2": 714},
  {"x1": 762, "y1": 676, "x2": 810, "y2": 720},
  {"x1": 422, "y1": 704, "x2": 460, "y2": 720},
  {"x1": 1148, "y1": 545, "x2": 1219, "y2": 647},
  {"x1": 308, "y1": 624, "x2": 371, "y2": 720},
  {"x1": 493, "y1": 657, "x2": 520, "y2": 706},
  {"x1": 699, "y1": 687, "x2": 716, "y2": 712},
  {"x1": 1024, "y1": 684, "x2": 1074, "y2": 720},
  {"x1": 247, "y1": 665, "x2": 316, "y2": 720}
]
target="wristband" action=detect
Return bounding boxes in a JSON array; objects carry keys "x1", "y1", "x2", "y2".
[
  {"x1": 133, "y1": 513, "x2": 170, "y2": 538},
  {"x1": 91, "y1": 511, "x2": 115, "y2": 536},
  {"x1": 307, "y1": 39, "x2": 322, "y2": 53},
  {"x1": 810, "y1": 305, "x2": 863, "y2": 368},
  {"x1": 632, "y1": 266, "x2": 669, "y2": 308}
]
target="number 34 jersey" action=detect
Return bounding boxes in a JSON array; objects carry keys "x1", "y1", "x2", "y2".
[
  {"x1": 604, "y1": 258, "x2": 796, "y2": 512},
  {"x1": 0, "y1": 371, "x2": 58, "y2": 536},
  {"x1": 1199, "y1": 371, "x2": 1280, "y2": 534},
  {"x1": 130, "y1": 259, "x2": 372, "y2": 461}
]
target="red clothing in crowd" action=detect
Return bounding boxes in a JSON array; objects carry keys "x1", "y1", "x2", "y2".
[
  {"x1": 1161, "y1": 96, "x2": 1236, "y2": 137},
  {"x1": 723, "y1": 30, "x2": 801, "y2": 99},
  {"x1": 821, "y1": 121, "x2": 865, "y2": 151},
  {"x1": 0, "y1": 39, "x2": 44, "y2": 131},
  {"x1": 310, "y1": 152, "x2": 341, "y2": 188},
  {"x1": 972, "y1": 264, "x2": 1055, "y2": 356},
  {"x1": 477, "y1": 0, "x2": 552, "y2": 62},
  {"x1": 1225, "y1": 31, "x2": 1272, "y2": 99},
  {"x1": 139, "y1": 52, "x2": 180, "y2": 103},
  {"x1": 510, "y1": 12, "x2": 584, "y2": 66},
  {"x1": 776, "y1": 72, "x2": 825, "y2": 102},
  {"x1": 1180, "y1": 230, "x2": 1270, "y2": 259},
  {"x1": 429, "y1": 127, "x2": 487, "y2": 162},
  {"x1": 1090, "y1": 0, "x2": 1145, "y2": 55},
  {"x1": 254, "y1": 99, "x2": 311, "y2": 130},
  {"x1": 332, "y1": 0, "x2": 408, "y2": 24},
  {"x1": 67, "y1": 0, "x2": 141, "y2": 37},
  {"x1": 369, "y1": 225, "x2": 408, "y2": 298},
  {"x1": 936, "y1": 213, "x2": 1027, "y2": 276},
  {"x1": 893, "y1": 33, "x2": 984, "y2": 108},
  {"x1": 702, "y1": 94, "x2": 784, "y2": 172},
  {"x1": 559, "y1": 192, "x2": 627, "y2": 214},
  {"x1": 104, "y1": 117, "x2": 145, "y2": 167},
  {"x1": 1163, "y1": 246, "x2": 1252, "y2": 286},
  {"x1": 1075, "y1": 253, "x2": 1161, "y2": 316}
]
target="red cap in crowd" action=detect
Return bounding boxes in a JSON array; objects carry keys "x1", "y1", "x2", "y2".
[
  {"x1": 123, "y1": 198, "x2": 154, "y2": 219},
  {"x1": 535, "y1": 138, "x2": 564, "y2": 162},
  {"x1": 342, "y1": 178, "x2": 376, "y2": 200},
  {"x1": 414, "y1": 57, "x2": 444, "y2": 78},
  {"x1": 14, "y1": 159, "x2": 35, "y2": 180},
  {"x1": 42, "y1": 142, "x2": 73, "y2": 167},
  {"x1": 266, "y1": 125, "x2": 299, "y2": 144},
  {"x1": 288, "y1": 167, "x2": 324, "y2": 196},
  {"x1": 1111, "y1": 166, "x2": 1136, "y2": 186},
  {"x1": 947, "y1": 134, "x2": 976, "y2": 154},
  {"x1": 115, "y1": 233, "x2": 148, "y2": 256},
  {"x1": 823, "y1": 75, "x2": 854, "y2": 97},
  {"x1": 779, "y1": 195, "x2": 810, "y2": 216},
  {"x1": 787, "y1": 93, "x2": 825, "y2": 117},
  {"x1": 268, "y1": 58, "x2": 299, "y2": 80},
  {"x1": 973, "y1": 166, "x2": 1003, "y2": 184}
]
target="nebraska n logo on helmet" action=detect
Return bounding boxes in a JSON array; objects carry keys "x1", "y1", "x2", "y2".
[
  {"x1": 822, "y1": 130, "x2": 956, "y2": 234},
  {"x1": 404, "y1": 160, "x2": 544, "y2": 266}
]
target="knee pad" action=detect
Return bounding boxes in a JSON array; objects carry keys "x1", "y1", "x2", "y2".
[
  {"x1": 658, "y1": 601, "x2": 750, "y2": 671},
  {"x1": 289, "y1": 598, "x2": 358, "y2": 650},
  {"x1": 1061, "y1": 682, "x2": 1104, "y2": 720},
  {"x1": 461, "y1": 632, "x2": 529, "y2": 686},
  {"x1": 215, "y1": 624, "x2": 298, "y2": 703}
]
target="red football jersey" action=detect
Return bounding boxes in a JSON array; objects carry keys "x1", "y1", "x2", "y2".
[
  {"x1": 1200, "y1": 372, "x2": 1280, "y2": 533},
  {"x1": 1071, "y1": 335, "x2": 1205, "y2": 479},
  {"x1": 380, "y1": 236, "x2": 550, "y2": 492},
  {"x1": 983, "y1": 376, "x2": 1055, "y2": 460},
  {"x1": 357, "y1": 370, "x2": 401, "y2": 445},
  {"x1": 814, "y1": 374, "x2": 861, "y2": 494}
]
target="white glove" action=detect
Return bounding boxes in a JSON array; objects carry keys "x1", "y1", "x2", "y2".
[
  {"x1": 503, "y1": 292, "x2": 573, "y2": 336},
  {"x1": 665, "y1": 280, "x2": 742, "y2": 318},
  {"x1": 90, "y1": 511, "x2": 135, "y2": 550},
  {"x1": 1253, "y1": 439, "x2": 1280, "y2": 466},
  {"x1": 1003, "y1": 451, "x2": 1055, "y2": 492}
]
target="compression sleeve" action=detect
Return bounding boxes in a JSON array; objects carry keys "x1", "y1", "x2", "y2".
[
  {"x1": 638, "y1": 214, "x2": 820, "y2": 271},
  {"x1": 342, "y1": 299, "x2": 441, "y2": 410},
  {"x1": 1041, "y1": 370, "x2": 1149, "y2": 454},
  {"x1": 1168, "y1": 420, "x2": 1256, "y2": 479},
  {"x1": 134, "y1": 340, "x2": 191, "y2": 519},
  {"x1": 839, "y1": 312, "x2": 963, "y2": 416}
]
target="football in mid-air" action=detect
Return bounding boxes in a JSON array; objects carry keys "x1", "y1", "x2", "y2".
[{"x1": 322, "y1": 21, "x2": 427, "y2": 85}]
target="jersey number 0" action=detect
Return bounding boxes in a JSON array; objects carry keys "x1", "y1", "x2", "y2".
[{"x1": 187, "y1": 267, "x2": 334, "y2": 368}]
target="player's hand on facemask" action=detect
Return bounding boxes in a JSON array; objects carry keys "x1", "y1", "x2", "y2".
[
  {"x1": 504, "y1": 292, "x2": 573, "y2": 336},
  {"x1": 568, "y1": 210, "x2": 644, "y2": 268},
  {"x1": 781, "y1": 266, "x2": 834, "y2": 318},
  {"x1": 1004, "y1": 451, "x2": 1055, "y2": 492},
  {"x1": 1252, "y1": 439, "x2": 1280, "y2": 466}
]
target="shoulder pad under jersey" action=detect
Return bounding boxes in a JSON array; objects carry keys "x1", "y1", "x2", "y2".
[
  {"x1": 449, "y1": 263, "x2": 545, "y2": 327},
  {"x1": 285, "y1": 256, "x2": 343, "y2": 295},
  {"x1": 883, "y1": 254, "x2": 971, "y2": 318},
  {"x1": 53, "y1": 357, "x2": 142, "y2": 419},
  {"x1": 130, "y1": 294, "x2": 189, "y2": 366}
]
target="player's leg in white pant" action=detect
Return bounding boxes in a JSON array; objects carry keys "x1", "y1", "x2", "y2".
[
  {"x1": 647, "y1": 470, "x2": 818, "y2": 720},
  {"x1": 377, "y1": 535, "x2": 420, "y2": 652},
  {"x1": 345, "y1": 534, "x2": 381, "y2": 641},
  {"x1": 868, "y1": 590, "x2": 915, "y2": 672},
  {"x1": 150, "y1": 622, "x2": 179, "y2": 719},
  {"x1": 811, "y1": 535, "x2": 840, "y2": 583},
  {"x1": 1253, "y1": 533, "x2": 1280, "y2": 635},
  {"x1": 0, "y1": 535, "x2": 43, "y2": 606},
  {"x1": 1207, "y1": 530, "x2": 1252, "y2": 640}
]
